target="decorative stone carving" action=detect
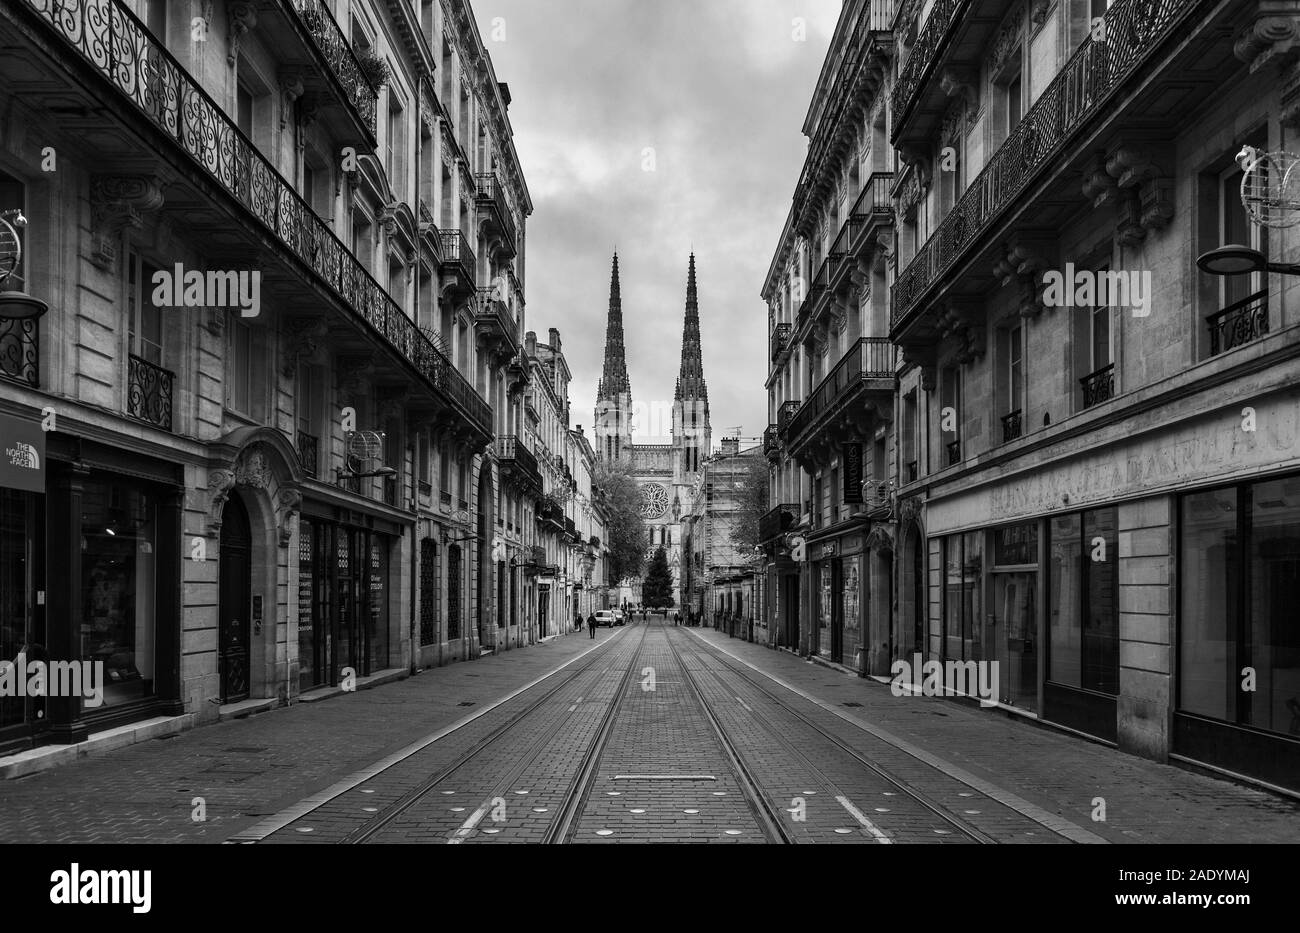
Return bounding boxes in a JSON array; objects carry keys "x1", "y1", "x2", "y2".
[
  {"x1": 235, "y1": 447, "x2": 272, "y2": 490},
  {"x1": 281, "y1": 317, "x2": 325, "y2": 378},
  {"x1": 989, "y1": 5, "x2": 1025, "y2": 79},
  {"x1": 89, "y1": 175, "x2": 164, "y2": 270},
  {"x1": 1081, "y1": 150, "x2": 1118, "y2": 206},
  {"x1": 227, "y1": 2, "x2": 257, "y2": 66},
  {"x1": 279, "y1": 73, "x2": 304, "y2": 129},
  {"x1": 865, "y1": 524, "x2": 894, "y2": 555},
  {"x1": 1115, "y1": 188, "x2": 1147, "y2": 247},
  {"x1": 1031, "y1": 0, "x2": 1051, "y2": 27},
  {"x1": 206, "y1": 469, "x2": 237, "y2": 535},
  {"x1": 277, "y1": 488, "x2": 302, "y2": 549},
  {"x1": 898, "y1": 496, "x2": 923, "y2": 524},
  {"x1": 1139, "y1": 179, "x2": 1175, "y2": 232},
  {"x1": 939, "y1": 98, "x2": 967, "y2": 143},
  {"x1": 1234, "y1": 7, "x2": 1300, "y2": 73},
  {"x1": 939, "y1": 67, "x2": 978, "y2": 111}
]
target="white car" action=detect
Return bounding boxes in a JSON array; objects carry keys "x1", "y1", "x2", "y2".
[
  {"x1": 612, "y1": 609, "x2": 626, "y2": 626},
  {"x1": 594, "y1": 610, "x2": 616, "y2": 627}
]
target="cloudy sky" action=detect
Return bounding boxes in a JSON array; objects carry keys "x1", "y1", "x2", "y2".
[{"x1": 473, "y1": 0, "x2": 840, "y2": 444}]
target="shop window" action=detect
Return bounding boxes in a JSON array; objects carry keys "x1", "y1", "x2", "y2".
[
  {"x1": 447, "y1": 543, "x2": 462, "y2": 640},
  {"x1": 1048, "y1": 508, "x2": 1119, "y2": 694},
  {"x1": 942, "y1": 532, "x2": 984, "y2": 662},
  {"x1": 1181, "y1": 478, "x2": 1300, "y2": 735},
  {"x1": 419, "y1": 537, "x2": 438, "y2": 645}
]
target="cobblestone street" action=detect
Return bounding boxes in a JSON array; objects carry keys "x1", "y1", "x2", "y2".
[{"x1": 2, "y1": 621, "x2": 1296, "y2": 845}]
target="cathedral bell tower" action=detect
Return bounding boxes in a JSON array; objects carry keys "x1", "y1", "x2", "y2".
[
  {"x1": 594, "y1": 253, "x2": 634, "y2": 464},
  {"x1": 672, "y1": 253, "x2": 710, "y2": 487}
]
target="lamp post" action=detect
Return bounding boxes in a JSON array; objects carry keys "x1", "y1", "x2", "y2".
[{"x1": 0, "y1": 210, "x2": 49, "y2": 322}]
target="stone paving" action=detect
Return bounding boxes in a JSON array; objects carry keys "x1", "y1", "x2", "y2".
[{"x1": 1, "y1": 619, "x2": 1299, "y2": 844}]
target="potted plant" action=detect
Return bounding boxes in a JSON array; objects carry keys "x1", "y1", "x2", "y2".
[{"x1": 354, "y1": 45, "x2": 390, "y2": 88}]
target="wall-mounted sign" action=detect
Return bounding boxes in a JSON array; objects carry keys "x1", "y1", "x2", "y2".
[
  {"x1": 0, "y1": 413, "x2": 44, "y2": 493},
  {"x1": 820, "y1": 542, "x2": 837, "y2": 559},
  {"x1": 843, "y1": 444, "x2": 863, "y2": 504}
]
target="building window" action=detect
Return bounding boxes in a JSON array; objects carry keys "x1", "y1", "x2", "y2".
[
  {"x1": 236, "y1": 81, "x2": 254, "y2": 140},
  {"x1": 1219, "y1": 144, "x2": 1268, "y2": 309},
  {"x1": 226, "y1": 319, "x2": 262, "y2": 419},
  {"x1": 127, "y1": 253, "x2": 164, "y2": 366},
  {"x1": 1007, "y1": 74, "x2": 1023, "y2": 131},
  {"x1": 419, "y1": 537, "x2": 438, "y2": 645},
  {"x1": 1180, "y1": 477, "x2": 1300, "y2": 736},
  {"x1": 447, "y1": 543, "x2": 462, "y2": 640},
  {"x1": 1047, "y1": 508, "x2": 1119, "y2": 694}
]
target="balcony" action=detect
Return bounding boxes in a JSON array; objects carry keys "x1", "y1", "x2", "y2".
[
  {"x1": 297, "y1": 430, "x2": 319, "y2": 479},
  {"x1": 127, "y1": 354, "x2": 174, "y2": 432},
  {"x1": 796, "y1": 258, "x2": 830, "y2": 333},
  {"x1": 475, "y1": 172, "x2": 517, "y2": 259},
  {"x1": 777, "y1": 400, "x2": 801, "y2": 435},
  {"x1": 564, "y1": 516, "x2": 578, "y2": 542},
  {"x1": 1001, "y1": 410, "x2": 1023, "y2": 444},
  {"x1": 439, "y1": 230, "x2": 477, "y2": 299},
  {"x1": 770, "y1": 322, "x2": 792, "y2": 363},
  {"x1": 945, "y1": 439, "x2": 961, "y2": 466},
  {"x1": 417, "y1": 200, "x2": 442, "y2": 264},
  {"x1": 763, "y1": 424, "x2": 781, "y2": 461},
  {"x1": 892, "y1": 0, "x2": 1199, "y2": 337},
  {"x1": 16, "y1": 0, "x2": 493, "y2": 445},
  {"x1": 285, "y1": 0, "x2": 379, "y2": 144},
  {"x1": 0, "y1": 317, "x2": 38, "y2": 388},
  {"x1": 785, "y1": 337, "x2": 894, "y2": 446},
  {"x1": 759, "y1": 503, "x2": 799, "y2": 545},
  {"x1": 1207, "y1": 290, "x2": 1268, "y2": 357},
  {"x1": 828, "y1": 224, "x2": 852, "y2": 291},
  {"x1": 496, "y1": 435, "x2": 541, "y2": 492},
  {"x1": 848, "y1": 172, "x2": 894, "y2": 251},
  {"x1": 1079, "y1": 363, "x2": 1115, "y2": 410},
  {"x1": 890, "y1": 0, "x2": 973, "y2": 144},
  {"x1": 474, "y1": 286, "x2": 519, "y2": 365}
]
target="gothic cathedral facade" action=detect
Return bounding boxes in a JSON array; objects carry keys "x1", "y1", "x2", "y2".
[{"x1": 595, "y1": 254, "x2": 711, "y2": 609}]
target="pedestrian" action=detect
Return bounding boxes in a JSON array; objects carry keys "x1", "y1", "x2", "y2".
[{"x1": 587, "y1": 612, "x2": 597, "y2": 638}]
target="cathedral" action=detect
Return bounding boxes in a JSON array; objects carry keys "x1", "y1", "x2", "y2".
[{"x1": 595, "y1": 253, "x2": 711, "y2": 608}]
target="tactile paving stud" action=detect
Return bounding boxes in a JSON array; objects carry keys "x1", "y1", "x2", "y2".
[
  {"x1": 629, "y1": 808, "x2": 646, "y2": 814},
  {"x1": 595, "y1": 829, "x2": 614, "y2": 836},
  {"x1": 683, "y1": 809, "x2": 700, "y2": 814},
  {"x1": 440, "y1": 790, "x2": 456, "y2": 796},
  {"x1": 514, "y1": 790, "x2": 529, "y2": 795},
  {"x1": 724, "y1": 830, "x2": 742, "y2": 836},
  {"x1": 957, "y1": 793, "x2": 973, "y2": 797},
  {"x1": 834, "y1": 828, "x2": 853, "y2": 834},
  {"x1": 606, "y1": 791, "x2": 622, "y2": 796},
  {"x1": 711, "y1": 791, "x2": 727, "y2": 797},
  {"x1": 295, "y1": 827, "x2": 314, "y2": 833},
  {"x1": 933, "y1": 829, "x2": 952, "y2": 835},
  {"x1": 532, "y1": 807, "x2": 549, "y2": 813},
  {"x1": 360, "y1": 789, "x2": 376, "y2": 795},
  {"x1": 964, "y1": 810, "x2": 981, "y2": 815},
  {"x1": 482, "y1": 828, "x2": 501, "y2": 835},
  {"x1": 874, "y1": 808, "x2": 890, "y2": 813},
  {"x1": 361, "y1": 807, "x2": 378, "y2": 813},
  {"x1": 450, "y1": 807, "x2": 466, "y2": 813}
]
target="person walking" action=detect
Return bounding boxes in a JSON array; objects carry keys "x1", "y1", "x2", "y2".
[{"x1": 587, "y1": 612, "x2": 597, "y2": 638}]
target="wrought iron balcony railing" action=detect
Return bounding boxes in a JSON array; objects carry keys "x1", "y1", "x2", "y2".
[
  {"x1": 0, "y1": 318, "x2": 38, "y2": 388},
  {"x1": 770, "y1": 322, "x2": 792, "y2": 362},
  {"x1": 1206, "y1": 290, "x2": 1268, "y2": 357},
  {"x1": 475, "y1": 286, "x2": 518, "y2": 341},
  {"x1": 1001, "y1": 409, "x2": 1023, "y2": 444},
  {"x1": 763, "y1": 424, "x2": 780, "y2": 459},
  {"x1": 23, "y1": 0, "x2": 492, "y2": 441},
  {"x1": 496, "y1": 435, "x2": 541, "y2": 490},
  {"x1": 796, "y1": 257, "x2": 832, "y2": 332},
  {"x1": 777, "y1": 400, "x2": 801, "y2": 434},
  {"x1": 848, "y1": 172, "x2": 895, "y2": 247},
  {"x1": 1079, "y1": 363, "x2": 1115, "y2": 410},
  {"x1": 297, "y1": 430, "x2": 319, "y2": 478},
  {"x1": 127, "y1": 354, "x2": 174, "y2": 431},
  {"x1": 288, "y1": 0, "x2": 378, "y2": 140},
  {"x1": 759, "y1": 503, "x2": 799, "y2": 545},
  {"x1": 439, "y1": 229, "x2": 477, "y2": 286},
  {"x1": 890, "y1": 0, "x2": 971, "y2": 141},
  {"x1": 892, "y1": 0, "x2": 1195, "y2": 332},
  {"x1": 785, "y1": 337, "x2": 894, "y2": 443},
  {"x1": 945, "y1": 439, "x2": 961, "y2": 465},
  {"x1": 475, "y1": 172, "x2": 517, "y2": 254}
]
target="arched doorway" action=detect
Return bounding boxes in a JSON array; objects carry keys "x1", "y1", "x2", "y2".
[
  {"x1": 476, "y1": 468, "x2": 494, "y2": 648},
  {"x1": 218, "y1": 493, "x2": 252, "y2": 703}
]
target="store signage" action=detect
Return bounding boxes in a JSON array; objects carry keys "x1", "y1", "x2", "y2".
[
  {"x1": 843, "y1": 444, "x2": 863, "y2": 503},
  {"x1": 0, "y1": 413, "x2": 44, "y2": 493},
  {"x1": 820, "y1": 542, "x2": 837, "y2": 559}
]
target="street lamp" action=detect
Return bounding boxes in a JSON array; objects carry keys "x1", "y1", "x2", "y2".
[
  {"x1": 1196, "y1": 244, "x2": 1300, "y2": 277},
  {"x1": 0, "y1": 210, "x2": 48, "y2": 322}
]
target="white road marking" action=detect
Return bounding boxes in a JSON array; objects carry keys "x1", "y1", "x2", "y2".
[
  {"x1": 447, "y1": 801, "x2": 490, "y2": 844},
  {"x1": 736, "y1": 695, "x2": 753, "y2": 712},
  {"x1": 837, "y1": 795, "x2": 893, "y2": 844}
]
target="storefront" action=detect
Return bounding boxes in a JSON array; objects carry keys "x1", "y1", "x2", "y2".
[{"x1": 296, "y1": 502, "x2": 398, "y2": 692}]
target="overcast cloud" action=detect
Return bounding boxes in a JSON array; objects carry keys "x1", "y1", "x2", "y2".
[{"x1": 473, "y1": 0, "x2": 840, "y2": 444}]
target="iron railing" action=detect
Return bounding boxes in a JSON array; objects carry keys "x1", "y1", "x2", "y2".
[
  {"x1": 288, "y1": 0, "x2": 378, "y2": 139},
  {"x1": 777, "y1": 400, "x2": 801, "y2": 433},
  {"x1": 476, "y1": 287, "x2": 518, "y2": 342},
  {"x1": 848, "y1": 172, "x2": 895, "y2": 246},
  {"x1": 496, "y1": 435, "x2": 540, "y2": 488},
  {"x1": 785, "y1": 338, "x2": 894, "y2": 442},
  {"x1": 796, "y1": 258, "x2": 831, "y2": 332},
  {"x1": 890, "y1": 0, "x2": 970, "y2": 140},
  {"x1": 127, "y1": 354, "x2": 174, "y2": 431},
  {"x1": 763, "y1": 424, "x2": 780, "y2": 458},
  {"x1": 1207, "y1": 290, "x2": 1268, "y2": 357},
  {"x1": 770, "y1": 322, "x2": 792, "y2": 362},
  {"x1": 759, "y1": 503, "x2": 799, "y2": 545},
  {"x1": 297, "y1": 430, "x2": 319, "y2": 478},
  {"x1": 439, "y1": 229, "x2": 477, "y2": 284},
  {"x1": 1002, "y1": 409, "x2": 1023, "y2": 443},
  {"x1": 945, "y1": 439, "x2": 961, "y2": 465},
  {"x1": 475, "y1": 172, "x2": 517, "y2": 251},
  {"x1": 0, "y1": 318, "x2": 38, "y2": 388},
  {"x1": 1079, "y1": 363, "x2": 1115, "y2": 409},
  {"x1": 23, "y1": 0, "x2": 492, "y2": 440},
  {"x1": 892, "y1": 0, "x2": 1196, "y2": 330}
]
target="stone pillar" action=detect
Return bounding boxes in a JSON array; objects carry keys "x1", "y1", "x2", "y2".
[
  {"x1": 1117, "y1": 496, "x2": 1174, "y2": 761},
  {"x1": 45, "y1": 464, "x2": 90, "y2": 743}
]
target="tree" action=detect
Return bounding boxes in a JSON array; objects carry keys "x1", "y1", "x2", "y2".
[
  {"x1": 730, "y1": 453, "x2": 771, "y2": 553},
  {"x1": 642, "y1": 546, "x2": 674, "y2": 608},
  {"x1": 594, "y1": 461, "x2": 647, "y2": 585}
]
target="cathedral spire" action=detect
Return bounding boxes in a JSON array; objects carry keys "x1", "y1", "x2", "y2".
[
  {"x1": 674, "y1": 253, "x2": 708, "y2": 404},
  {"x1": 597, "y1": 253, "x2": 631, "y2": 402}
]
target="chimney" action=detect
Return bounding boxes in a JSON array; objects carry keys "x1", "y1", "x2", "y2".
[
  {"x1": 525, "y1": 330, "x2": 537, "y2": 356},
  {"x1": 548, "y1": 327, "x2": 561, "y2": 351},
  {"x1": 721, "y1": 437, "x2": 739, "y2": 457}
]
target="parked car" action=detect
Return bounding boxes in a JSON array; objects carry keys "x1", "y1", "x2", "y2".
[
  {"x1": 612, "y1": 609, "x2": 625, "y2": 626},
  {"x1": 594, "y1": 610, "x2": 615, "y2": 627}
]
